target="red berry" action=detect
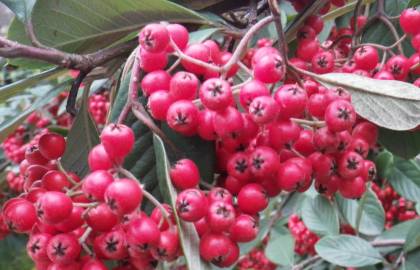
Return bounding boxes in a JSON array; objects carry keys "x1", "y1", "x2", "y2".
[
  {"x1": 237, "y1": 183, "x2": 268, "y2": 215},
  {"x1": 197, "y1": 109, "x2": 216, "y2": 141},
  {"x1": 166, "y1": 24, "x2": 189, "y2": 52},
  {"x1": 207, "y1": 201, "x2": 235, "y2": 233},
  {"x1": 55, "y1": 206, "x2": 84, "y2": 232},
  {"x1": 385, "y1": 55, "x2": 409, "y2": 81},
  {"x1": 325, "y1": 100, "x2": 356, "y2": 132},
  {"x1": 151, "y1": 229, "x2": 180, "y2": 261},
  {"x1": 249, "y1": 96, "x2": 279, "y2": 124},
  {"x1": 208, "y1": 187, "x2": 234, "y2": 205},
  {"x1": 27, "y1": 233, "x2": 51, "y2": 261},
  {"x1": 25, "y1": 145, "x2": 49, "y2": 165},
  {"x1": 274, "y1": 84, "x2": 308, "y2": 119},
  {"x1": 169, "y1": 71, "x2": 199, "y2": 101},
  {"x1": 139, "y1": 23, "x2": 170, "y2": 53},
  {"x1": 139, "y1": 49, "x2": 168, "y2": 72},
  {"x1": 86, "y1": 203, "x2": 119, "y2": 232},
  {"x1": 227, "y1": 152, "x2": 251, "y2": 182},
  {"x1": 42, "y1": 170, "x2": 71, "y2": 192},
  {"x1": 141, "y1": 70, "x2": 171, "y2": 96},
  {"x1": 38, "y1": 133, "x2": 66, "y2": 160},
  {"x1": 268, "y1": 120, "x2": 301, "y2": 150},
  {"x1": 212, "y1": 106, "x2": 244, "y2": 138},
  {"x1": 199, "y1": 233, "x2": 231, "y2": 264},
  {"x1": 170, "y1": 159, "x2": 200, "y2": 190},
  {"x1": 148, "y1": 90, "x2": 173, "y2": 121},
  {"x1": 354, "y1": 46, "x2": 379, "y2": 71},
  {"x1": 100, "y1": 124, "x2": 135, "y2": 160},
  {"x1": 239, "y1": 80, "x2": 270, "y2": 110},
  {"x1": 230, "y1": 214, "x2": 258, "y2": 242},
  {"x1": 176, "y1": 188, "x2": 208, "y2": 222},
  {"x1": 36, "y1": 191, "x2": 73, "y2": 224},
  {"x1": 88, "y1": 144, "x2": 114, "y2": 171},
  {"x1": 253, "y1": 54, "x2": 285, "y2": 83},
  {"x1": 126, "y1": 216, "x2": 160, "y2": 252},
  {"x1": 3, "y1": 198, "x2": 37, "y2": 233},
  {"x1": 105, "y1": 179, "x2": 142, "y2": 216},
  {"x1": 400, "y1": 8, "x2": 420, "y2": 35},
  {"x1": 47, "y1": 233, "x2": 81, "y2": 265},
  {"x1": 312, "y1": 51, "x2": 334, "y2": 74},
  {"x1": 199, "y1": 78, "x2": 232, "y2": 111},
  {"x1": 166, "y1": 100, "x2": 199, "y2": 136},
  {"x1": 338, "y1": 151, "x2": 364, "y2": 180},
  {"x1": 339, "y1": 177, "x2": 366, "y2": 199},
  {"x1": 181, "y1": 44, "x2": 211, "y2": 75}
]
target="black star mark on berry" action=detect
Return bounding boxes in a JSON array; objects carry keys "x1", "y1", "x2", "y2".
[
  {"x1": 36, "y1": 204, "x2": 44, "y2": 219},
  {"x1": 53, "y1": 242, "x2": 68, "y2": 257},
  {"x1": 106, "y1": 236, "x2": 119, "y2": 253},
  {"x1": 174, "y1": 112, "x2": 188, "y2": 125},
  {"x1": 107, "y1": 197, "x2": 117, "y2": 211},
  {"x1": 6, "y1": 221, "x2": 15, "y2": 231},
  {"x1": 347, "y1": 158, "x2": 360, "y2": 170},
  {"x1": 252, "y1": 155, "x2": 264, "y2": 170},
  {"x1": 317, "y1": 56, "x2": 328, "y2": 68},
  {"x1": 30, "y1": 239, "x2": 41, "y2": 254},
  {"x1": 317, "y1": 184, "x2": 327, "y2": 194},
  {"x1": 250, "y1": 102, "x2": 265, "y2": 117},
  {"x1": 390, "y1": 64, "x2": 402, "y2": 75},
  {"x1": 216, "y1": 205, "x2": 231, "y2": 218},
  {"x1": 337, "y1": 107, "x2": 351, "y2": 120},
  {"x1": 177, "y1": 199, "x2": 190, "y2": 213},
  {"x1": 209, "y1": 83, "x2": 224, "y2": 97},
  {"x1": 235, "y1": 159, "x2": 248, "y2": 173},
  {"x1": 156, "y1": 248, "x2": 168, "y2": 258},
  {"x1": 137, "y1": 243, "x2": 149, "y2": 251}
]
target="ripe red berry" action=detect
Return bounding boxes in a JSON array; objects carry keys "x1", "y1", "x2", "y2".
[
  {"x1": 25, "y1": 145, "x2": 49, "y2": 165},
  {"x1": 274, "y1": 84, "x2": 308, "y2": 119},
  {"x1": 268, "y1": 120, "x2": 301, "y2": 150},
  {"x1": 312, "y1": 51, "x2": 334, "y2": 74},
  {"x1": 212, "y1": 106, "x2": 244, "y2": 138},
  {"x1": 339, "y1": 176, "x2": 366, "y2": 199},
  {"x1": 354, "y1": 46, "x2": 379, "y2": 71},
  {"x1": 352, "y1": 121, "x2": 378, "y2": 147},
  {"x1": 199, "y1": 78, "x2": 233, "y2": 111},
  {"x1": 253, "y1": 54, "x2": 285, "y2": 83},
  {"x1": 208, "y1": 187, "x2": 234, "y2": 205},
  {"x1": 27, "y1": 233, "x2": 51, "y2": 261},
  {"x1": 55, "y1": 206, "x2": 84, "y2": 233},
  {"x1": 82, "y1": 170, "x2": 114, "y2": 202},
  {"x1": 230, "y1": 214, "x2": 258, "y2": 242},
  {"x1": 169, "y1": 71, "x2": 199, "y2": 101},
  {"x1": 338, "y1": 151, "x2": 364, "y2": 180},
  {"x1": 239, "y1": 80, "x2": 270, "y2": 110},
  {"x1": 148, "y1": 90, "x2": 173, "y2": 121},
  {"x1": 207, "y1": 201, "x2": 235, "y2": 233},
  {"x1": 3, "y1": 198, "x2": 37, "y2": 233},
  {"x1": 47, "y1": 233, "x2": 81, "y2": 265},
  {"x1": 139, "y1": 49, "x2": 168, "y2": 72},
  {"x1": 139, "y1": 23, "x2": 170, "y2": 53},
  {"x1": 227, "y1": 152, "x2": 251, "y2": 182},
  {"x1": 88, "y1": 144, "x2": 115, "y2": 171},
  {"x1": 385, "y1": 55, "x2": 409, "y2": 81},
  {"x1": 100, "y1": 124, "x2": 135, "y2": 160},
  {"x1": 95, "y1": 228, "x2": 127, "y2": 260},
  {"x1": 38, "y1": 133, "x2": 66, "y2": 160},
  {"x1": 170, "y1": 159, "x2": 200, "y2": 190},
  {"x1": 166, "y1": 100, "x2": 199, "y2": 136},
  {"x1": 181, "y1": 44, "x2": 211, "y2": 75},
  {"x1": 86, "y1": 203, "x2": 119, "y2": 232},
  {"x1": 151, "y1": 229, "x2": 180, "y2": 261},
  {"x1": 176, "y1": 188, "x2": 208, "y2": 222},
  {"x1": 297, "y1": 39, "x2": 320, "y2": 61},
  {"x1": 400, "y1": 8, "x2": 420, "y2": 35},
  {"x1": 41, "y1": 170, "x2": 71, "y2": 192},
  {"x1": 237, "y1": 183, "x2": 268, "y2": 215},
  {"x1": 197, "y1": 109, "x2": 216, "y2": 141},
  {"x1": 199, "y1": 233, "x2": 231, "y2": 264},
  {"x1": 277, "y1": 158, "x2": 311, "y2": 192},
  {"x1": 249, "y1": 96, "x2": 279, "y2": 124},
  {"x1": 166, "y1": 23, "x2": 189, "y2": 52},
  {"x1": 314, "y1": 127, "x2": 339, "y2": 153},
  {"x1": 141, "y1": 70, "x2": 171, "y2": 96},
  {"x1": 305, "y1": 15, "x2": 324, "y2": 34},
  {"x1": 251, "y1": 46, "x2": 280, "y2": 67},
  {"x1": 324, "y1": 100, "x2": 356, "y2": 132},
  {"x1": 104, "y1": 179, "x2": 143, "y2": 215},
  {"x1": 36, "y1": 191, "x2": 73, "y2": 224},
  {"x1": 126, "y1": 216, "x2": 160, "y2": 252},
  {"x1": 249, "y1": 146, "x2": 280, "y2": 179}
]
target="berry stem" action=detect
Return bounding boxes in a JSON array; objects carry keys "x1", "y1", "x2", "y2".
[
  {"x1": 73, "y1": 202, "x2": 99, "y2": 208},
  {"x1": 290, "y1": 118, "x2": 326, "y2": 128},
  {"x1": 117, "y1": 167, "x2": 174, "y2": 228},
  {"x1": 268, "y1": 0, "x2": 288, "y2": 63},
  {"x1": 78, "y1": 227, "x2": 93, "y2": 244},
  {"x1": 57, "y1": 160, "x2": 78, "y2": 186}
]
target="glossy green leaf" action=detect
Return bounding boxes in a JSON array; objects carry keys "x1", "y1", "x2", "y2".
[
  {"x1": 315, "y1": 235, "x2": 383, "y2": 267},
  {"x1": 265, "y1": 233, "x2": 295, "y2": 266},
  {"x1": 408, "y1": 0, "x2": 420, "y2": 7},
  {"x1": 0, "y1": 68, "x2": 66, "y2": 102},
  {"x1": 379, "y1": 128, "x2": 420, "y2": 159},
  {"x1": 0, "y1": 80, "x2": 70, "y2": 142},
  {"x1": 0, "y1": 235, "x2": 33, "y2": 270},
  {"x1": 153, "y1": 134, "x2": 210, "y2": 270},
  {"x1": 301, "y1": 195, "x2": 339, "y2": 236},
  {"x1": 0, "y1": 0, "x2": 35, "y2": 22},
  {"x1": 404, "y1": 219, "x2": 420, "y2": 252},
  {"x1": 61, "y1": 86, "x2": 100, "y2": 177},
  {"x1": 313, "y1": 73, "x2": 420, "y2": 131}
]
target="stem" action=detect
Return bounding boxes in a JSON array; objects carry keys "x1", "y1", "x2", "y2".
[
  {"x1": 118, "y1": 167, "x2": 173, "y2": 228},
  {"x1": 293, "y1": 255, "x2": 321, "y2": 270},
  {"x1": 73, "y1": 202, "x2": 99, "y2": 208},
  {"x1": 291, "y1": 118, "x2": 326, "y2": 128},
  {"x1": 78, "y1": 227, "x2": 93, "y2": 244},
  {"x1": 371, "y1": 239, "x2": 405, "y2": 247},
  {"x1": 238, "y1": 61, "x2": 253, "y2": 76},
  {"x1": 378, "y1": 15, "x2": 404, "y2": 55},
  {"x1": 57, "y1": 160, "x2": 78, "y2": 186},
  {"x1": 268, "y1": 0, "x2": 288, "y2": 62}
]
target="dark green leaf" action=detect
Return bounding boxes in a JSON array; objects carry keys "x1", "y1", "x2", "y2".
[
  {"x1": 0, "y1": 80, "x2": 70, "y2": 142},
  {"x1": 404, "y1": 219, "x2": 420, "y2": 252},
  {"x1": 174, "y1": 0, "x2": 224, "y2": 10},
  {"x1": 408, "y1": 0, "x2": 420, "y2": 7},
  {"x1": 0, "y1": 0, "x2": 35, "y2": 22},
  {"x1": 379, "y1": 128, "x2": 420, "y2": 159},
  {"x1": 265, "y1": 233, "x2": 295, "y2": 266},
  {"x1": 301, "y1": 195, "x2": 339, "y2": 236},
  {"x1": 0, "y1": 235, "x2": 32, "y2": 270},
  {"x1": 315, "y1": 235, "x2": 383, "y2": 267},
  {"x1": 61, "y1": 87, "x2": 100, "y2": 177},
  {"x1": 375, "y1": 150, "x2": 394, "y2": 179},
  {"x1": 313, "y1": 73, "x2": 420, "y2": 131},
  {"x1": 388, "y1": 157, "x2": 420, "y2": 202},
  {"x1": 153, "y1": 134, "x2": 210, "y2": 270},
  {"x1": 0, "y1": 68, "x2": 66, "y2": 102}
]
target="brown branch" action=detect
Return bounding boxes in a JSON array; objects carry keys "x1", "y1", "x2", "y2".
[
  {"x1": 66, "y1": 70, "x2": 89, "y2": 115},
  {"x1": 268, "y1": 0, "x2": 287, "y2": 62},
  {"x1": 0, "y1": 35, "x2": 137, "y2": 72}
]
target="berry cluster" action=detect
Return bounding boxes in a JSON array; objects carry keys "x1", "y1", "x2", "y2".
[
  {"x1": 372, "y1": 183, "x2": 418, "y2": 229},
  {"x1": 288, "y1": 214, "x2": 319, "y2": 256},
  {"x1": 88, "y1": 92, "x2": 110, "y2": 125},
  {"x1": 237, "y1": 248, "x2": 277, "y2": 270}
]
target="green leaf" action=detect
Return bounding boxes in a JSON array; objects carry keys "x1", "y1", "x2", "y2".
[
  {"x1": 189, "y1": 28, "x2": 220, "y2": 44},
  {"x1": 335, "y1": 194, "x2": 383, "y2": 236},
  {"x1": 61, "y1": 86, "x2": 100, "y2": 177},
  {"x1": 153, "y1": 134, "x2": 210, "y2": 270},
  {"x1": 375, "y1": 150, "x2": 394, "y2": 179},
  {"x1": 0, "y1": 235, "x2": 33, "y2": 270},
  {"x1": 376, "y1": 220, "x2": 416, "y2": 254},
  {"x1": 0, "y1": 68, "x2": 66, "y2": 102},
  {"x1": 408, "y1": 0, "x2": 420, "y2": 7},
  {"x1": 0, "y1": 0, "x2": 35, "y2": 22},
  {"x1": 301, "y1": 195, "x2": 339, "y2": 236},
  {"x1": 379, "y1": 128, "x2": 420, "y2": 159},
  {"x1": 265, "y1": 233, "x2": 295, "y2": 266},
  {"x1": 0, "y1": 80, "x2": 71, "y2": 142},
  {"x1": 239, "y1": 218, "x2": 270, "y2": 256},
  {"x1": 355, "y1": 188, "x2": 385, "y2": 235},
  {"x1": 388, "y1": 157, "x2": 420, "y2": 203},
  {"x1": 404, "y1": 219, "x2": 420, "y2": 252},
  {"x1": 313, "y1": 73, "x2": 420, "y2": 131},
  {"x1": 315, "y1": 235, "x2": 383, "y2": 267},
  {"x1": 31, "y1": 0, "x2": 206, "y2": 53}
]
